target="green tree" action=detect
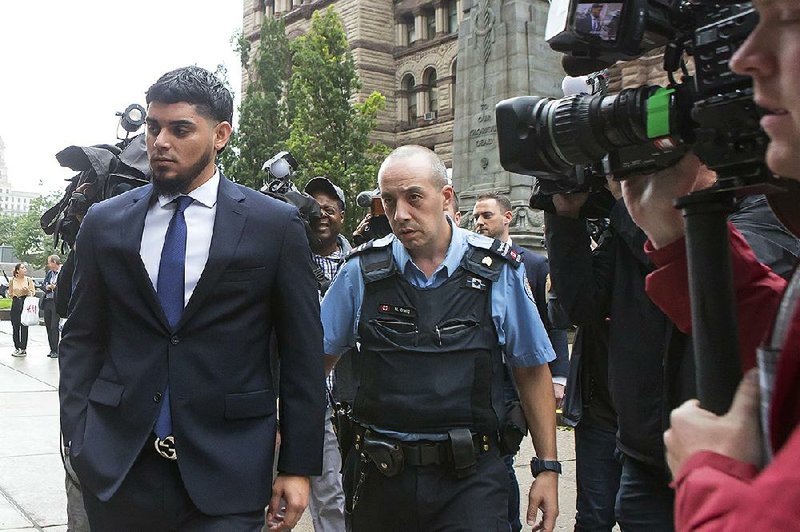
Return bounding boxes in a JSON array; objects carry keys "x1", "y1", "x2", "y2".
[
  {"x1": 10, "y1": 195, "x2": 60, "y2": 269},
  {"x1": 220, "y1": 19, "x2": 292, "y2": 188},
  {"x1": 0, "y1": 214, "x2": 18, "y2": 247},
  {"x1": 286, "y1": 8, "x2": 389, "y2": 233}
]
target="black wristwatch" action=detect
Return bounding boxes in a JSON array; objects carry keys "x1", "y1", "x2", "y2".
[{"x1": 530, "y1": 457, "x2": 562, "y2": 477}]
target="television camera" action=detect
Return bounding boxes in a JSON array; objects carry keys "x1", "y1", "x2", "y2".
[
  {"x1": 498, "y1": 1, "x2": 773, "y2": 193},
  {"x1": 498, "y1": 0, "x2": 782, "y2": 414}
]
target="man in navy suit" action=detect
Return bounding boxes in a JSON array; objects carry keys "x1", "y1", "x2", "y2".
[
  {"x1": 473, "y1": 192, "x2": 570, "y2": 532},
  {"x1": 472, "y1": 193, "x2": 570, "y2": 386},
  {"x1": 59, "y1": 66, "x2": 325, "y2": 531}
]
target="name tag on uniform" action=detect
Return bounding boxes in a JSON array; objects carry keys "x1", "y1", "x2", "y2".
[{"x1": 378, "y1": 304, "x2": 416, "y2": 318}]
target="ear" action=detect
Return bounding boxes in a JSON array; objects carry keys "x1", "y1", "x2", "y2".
[
  {"x1": 214, "y1": 121, "x2": 233, "y2": 152},
  {"x1": 442, "y1": 184, "x2": 455, "y2": 206},
  {"x1": 503, "y1": 209, "x2": 513, "y2": 226}
]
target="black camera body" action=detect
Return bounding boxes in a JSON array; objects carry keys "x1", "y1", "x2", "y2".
[{"x1": 499, "y1": 1, "x2": 771, "y2": 192}]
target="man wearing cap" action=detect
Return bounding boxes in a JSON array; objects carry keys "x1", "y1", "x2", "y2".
[{"x1": 303, "y1": 177, "x2": 353, "y2": 531}]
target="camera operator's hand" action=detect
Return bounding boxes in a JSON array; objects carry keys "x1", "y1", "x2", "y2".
[
  {"x1": 353, "y1": 213, "x2": 372, "y2": 239},
  {"x1": 620, "y1": 153, "x2": 707, "y2": 249},
  {"x1": 552, "y1": 192, "x2": 589, "y2": 219},
  {"x1": 664, "y1": 369, "x2": 763, "y2": 477}
]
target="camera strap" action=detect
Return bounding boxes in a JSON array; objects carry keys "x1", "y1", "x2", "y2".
[{"x1": 757, "y1": 266, "x2": 800, "y2": 463}]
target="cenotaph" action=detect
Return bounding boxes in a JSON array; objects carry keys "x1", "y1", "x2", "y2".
[{"x1": 452, "y1": 0, "x2": 563, "y2": 249}]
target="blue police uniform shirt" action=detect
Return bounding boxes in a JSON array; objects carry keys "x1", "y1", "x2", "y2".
[{"x1": 322, "y1": 222, "x2": 556, "y2": 365}]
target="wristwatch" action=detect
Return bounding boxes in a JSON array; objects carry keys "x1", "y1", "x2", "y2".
[{"x1": 530, "y1": 457, "x2": 562, "y2": 477}]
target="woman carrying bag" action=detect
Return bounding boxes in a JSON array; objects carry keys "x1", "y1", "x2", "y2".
[{"x1": 9, "y1": 262, "x2": 36, "y2": 357}]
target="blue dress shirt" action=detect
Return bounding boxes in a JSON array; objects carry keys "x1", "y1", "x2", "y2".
[{"x1": 321, "y1": 223, "x2": 556, "y2": 367}]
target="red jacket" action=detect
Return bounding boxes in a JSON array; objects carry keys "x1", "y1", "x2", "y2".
[{"x1": 644, "y1": 224, "x2": 800, "y2": 531}]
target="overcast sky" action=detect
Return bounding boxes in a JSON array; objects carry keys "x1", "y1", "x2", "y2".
[{"x1": 0, "y1": 1, "x2": 244, "y2": 195}]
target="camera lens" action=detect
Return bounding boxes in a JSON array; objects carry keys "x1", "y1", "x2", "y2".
[{"x1": 496, "y1": 86, "x2": 657, "y2": 175}]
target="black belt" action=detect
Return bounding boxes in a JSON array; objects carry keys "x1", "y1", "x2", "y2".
[{"x1": 352, "y1": 424, "x2": 493, "y2": 467}]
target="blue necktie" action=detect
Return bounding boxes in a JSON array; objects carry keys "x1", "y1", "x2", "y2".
[{"x1": 154, "y1": 195, "x2": 193, "y2": 439}]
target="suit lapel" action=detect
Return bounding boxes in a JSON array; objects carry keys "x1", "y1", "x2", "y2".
[
  {"x1": 119, "y1": 184, "x2": 171, "y2": 331},
  {"x1": 178, "y1": 177, "x2": 247, "y2": 329}
]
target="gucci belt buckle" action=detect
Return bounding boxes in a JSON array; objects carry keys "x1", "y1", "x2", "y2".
[{"x1": 154, "y1": 435, "x2": 177, "y2": 460}]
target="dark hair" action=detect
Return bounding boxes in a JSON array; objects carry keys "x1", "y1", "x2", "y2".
[
  {"x1": 146, "y1": 66, "x2": 233, "y2": 125},
  {"x1": 13, "y1": 263, "x2": 25, "y2": 276},
  {"x1": 476, "y1": 192, "x2": 512, "y2": 213}
]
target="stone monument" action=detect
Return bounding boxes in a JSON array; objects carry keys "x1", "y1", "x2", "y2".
[{"x1": 452, "y1": 0, "x2": 563, "y2": 249}]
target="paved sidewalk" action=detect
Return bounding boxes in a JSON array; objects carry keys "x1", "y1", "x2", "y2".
[{"x1": 0, "y1": 320, "x2": 582, "y2": 531}]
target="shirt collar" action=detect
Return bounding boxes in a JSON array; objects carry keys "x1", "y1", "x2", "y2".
[
  {"x1": 315, "y1": 243, "x2": 345, "y2": 262},
  {"x1": 157, "y1": 169, "x2": 220, "y2": 209},
  {"x1": 392, "y1": 217, "x2": 468, "y2": 281}
]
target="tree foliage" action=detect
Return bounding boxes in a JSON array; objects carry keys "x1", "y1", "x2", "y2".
[
  {"x1": 9, "y1": 194, "x2": 60, "y2": 269},
  {"x1": 0, "y1": 214, "x2": 18, "y2": 247},
  {"x1": 220, "y1": 18, "x2": 292, "y2": 188},
  {"x1": 225, "y1": 8, "x2": 388, "y2": 234},
  {"x1": 286, "y1": 8, "x2": 389, "y2": 234}
]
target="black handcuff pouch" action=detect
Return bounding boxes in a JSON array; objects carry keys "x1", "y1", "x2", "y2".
[{"x1": 448, "y1": 428, "x2": 477, "y2": 478}]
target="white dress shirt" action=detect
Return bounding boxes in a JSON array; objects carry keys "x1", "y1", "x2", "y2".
[{"x1": 140, "y1": 171, "x2": 219, "y2": 307}]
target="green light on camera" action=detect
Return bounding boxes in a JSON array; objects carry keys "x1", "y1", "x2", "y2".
[{"x1": 646, "y1": 87, "x2": 675, "y2": 139}]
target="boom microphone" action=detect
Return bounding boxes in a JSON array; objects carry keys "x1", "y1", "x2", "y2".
[{"x1": 356, "y1": 190, "x2": 377, "y2": 209}]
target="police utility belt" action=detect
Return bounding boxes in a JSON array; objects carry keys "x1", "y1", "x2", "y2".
[{"x1": 352, "y1": 423, "x2": 493, "y2": 479}]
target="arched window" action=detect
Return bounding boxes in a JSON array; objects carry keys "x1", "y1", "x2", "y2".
[
  {"x1": 424, "y1": 68, "x2": 438, "y2": 116},
  {"x1": 402, "y1": 74, "x2": 416, "y2": 125}
]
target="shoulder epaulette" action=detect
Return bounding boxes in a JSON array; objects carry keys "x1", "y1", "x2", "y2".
[
  {"x1": 465, "y1": 233, "x2": 523, "y2": 267},
  {"x1": 348, "y1": 234, "x2": 396, "y2": 283},
  {"x1": 346, "y1": 233, "x2": 394, "y2": 261}
]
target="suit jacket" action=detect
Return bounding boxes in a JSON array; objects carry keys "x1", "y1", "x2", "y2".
[
  {"x1": 512, "y1": 244, "x2": 570, "y2": 379},
  {"x1": 575, "y1": 12, "x2": 594, "y2": 34},
  {"x1": 59, "y1": 176, "x2": 325, "y2": 515}
]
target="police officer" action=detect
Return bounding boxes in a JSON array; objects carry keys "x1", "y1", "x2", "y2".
[{"x1": 321, "y1": 145, "x2": 560, "y2": 531}]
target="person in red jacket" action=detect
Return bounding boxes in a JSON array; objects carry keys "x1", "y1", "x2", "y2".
[{"x1": 620, "y1": 0, "x2": 800, "y2": 529}]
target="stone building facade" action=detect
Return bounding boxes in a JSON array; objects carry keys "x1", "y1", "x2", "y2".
[
  {"x1": 242, "y1": 0, "x2": 464, "y2": 166},
  {"x1": 0, "y1": 137, "x2": 39, "y2": 216}
]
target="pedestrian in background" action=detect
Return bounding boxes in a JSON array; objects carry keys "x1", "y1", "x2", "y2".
[
  {"x1": 42, "y1": 255, "x2": 62, "y2": 358},
  {"x1": 8, "y1": 262, "x2": 35, "y2": 357},
  {"x1": 472, "y1": 192, "x2": 570, "y2": 532},
  {"x1": 304, "y1": 176, "x2": 353, "y2": 532}
]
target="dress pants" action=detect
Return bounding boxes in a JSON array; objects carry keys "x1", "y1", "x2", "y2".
[
  {"x1": 309, "y1": 413, "x2": 346, "y2": 531},
  {"x1": 42, "y1": 298, "x2": 60, "y2": 353},
  {"x1": 614, "y1": 452, "x2": 675, "y2": 532},
  {"x1": 81, "y1": 440, "x2": 265, "y2": 532},
  {"x1": 502, "y1": 454, "x2": 522, "y2": 532},
  {"x1": 344, "y1": 446, "x2": 509, "y2": 532}
]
